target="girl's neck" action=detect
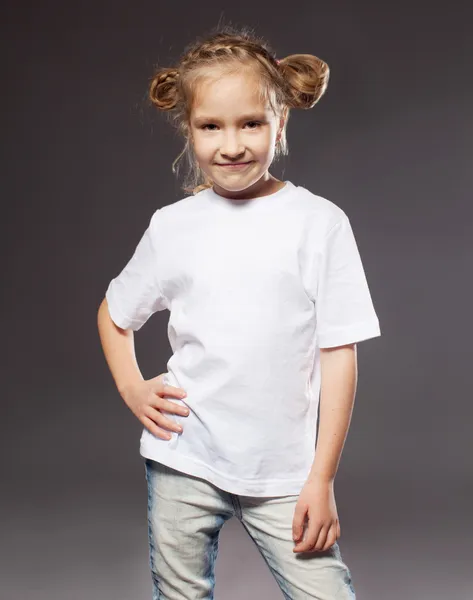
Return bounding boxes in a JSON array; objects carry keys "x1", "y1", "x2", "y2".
[{"x1": 212, "y1": 173, "x2": 285, "y2": 201}]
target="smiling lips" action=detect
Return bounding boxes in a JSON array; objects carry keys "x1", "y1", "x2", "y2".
[{"x1": 217, "y1": 161, "x2": 253, "y2": 169}]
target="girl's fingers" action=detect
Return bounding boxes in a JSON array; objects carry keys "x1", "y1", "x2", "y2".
[
  {"x1": 163, "y1": 385, "x2": 187, "y2": 399},
  {"x1": 152, "y1": 395, "x2": 190, "y2": 416},
  {"x1": 294, "y1": 521, "x2": 321, "y2": 553},
  {"x1": 141, "y1": 415, "x2": 173, "y2": 440},
  {"x1": 143, "y1": 406, "x2": 183, "y2": 434},
  {"x1": 321, "y1": 524, "x2": 338, "y2": 551},
  {"x1": 313, "y1": 524, "x2": 329, "y2": 551}
]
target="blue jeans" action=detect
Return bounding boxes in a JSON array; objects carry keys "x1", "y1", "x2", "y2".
[{"x1": 144, "y1": 458, "x2": 356, "y2": 599}]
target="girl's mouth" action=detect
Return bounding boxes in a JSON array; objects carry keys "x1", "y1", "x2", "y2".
[{"x1": 217, "y1": 161, "x2": 253, "y2": 170}]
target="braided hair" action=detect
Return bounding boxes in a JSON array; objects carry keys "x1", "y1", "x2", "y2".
[{"x1": 148, "y1": 25, "x2": 329, "y2": 194}]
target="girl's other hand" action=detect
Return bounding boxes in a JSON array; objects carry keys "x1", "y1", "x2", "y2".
[
  {"x1": 120, "y1": 373, "x2": 189, "y2": 440},
  {"x1": 292, "y1": 477, "x2": 340, "y2": 553}
]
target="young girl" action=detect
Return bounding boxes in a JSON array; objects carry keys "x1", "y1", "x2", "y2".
[{"x1": 98, "y1": 25, "x2": 381, "y2": 600}]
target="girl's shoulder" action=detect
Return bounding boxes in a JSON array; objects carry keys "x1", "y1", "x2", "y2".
[
  {"x1": 289, "y1": 183, "x2": 349, "y2": 229},
  {"x1": 148, "y1": 193, "x2": 201, "y2": 229}
]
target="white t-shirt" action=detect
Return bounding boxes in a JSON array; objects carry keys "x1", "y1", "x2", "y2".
[{"x1": 105, "y1": 181, "x2": 381, "y2": 496}]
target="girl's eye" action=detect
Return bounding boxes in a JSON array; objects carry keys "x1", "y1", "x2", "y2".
[
  {"x1": 200, "y1": 121, "x2": 262, "y2": 131},
  {"x1": 245, "y1": 121, "x2": 262, "y2": 129}
]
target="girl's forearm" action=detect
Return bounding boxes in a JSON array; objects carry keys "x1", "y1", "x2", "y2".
[
  {"x1": 97, "y1": 298, "x2": 144, "y2": 395},
  {"x1": 307, "y1": 344, "x2": 358, "y2": 483}
]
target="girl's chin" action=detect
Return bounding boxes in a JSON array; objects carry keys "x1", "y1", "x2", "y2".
[{"x1": 210, "y1": 166, "x2": 266, "y2": 186}]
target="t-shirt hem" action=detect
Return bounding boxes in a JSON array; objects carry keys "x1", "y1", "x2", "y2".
[
  {"x1": 105, "y1": 285, "x2": 144, "y2": 331},
  {"x1": 317, "y1": 319, "x2": 381, "y2": 348},
  {"x1": 140, "y1": 441, "x2": 306, "y2": 497}
]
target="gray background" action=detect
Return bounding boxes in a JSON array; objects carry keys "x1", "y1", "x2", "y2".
[{"x1": 3, "y1": 1, "x2": 472, "y2": 599}]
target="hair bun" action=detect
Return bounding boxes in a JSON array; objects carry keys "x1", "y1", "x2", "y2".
[
  {"x1": 282, "y1": 54, "x2": 330, "y2": 109},
  {"x1": 149, "y1": 68, "x2": 180, "y2": 111}
]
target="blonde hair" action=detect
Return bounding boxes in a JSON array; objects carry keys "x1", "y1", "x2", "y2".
[{"x1": 148, "y1": 24, "x2": 329, "y2": 195}]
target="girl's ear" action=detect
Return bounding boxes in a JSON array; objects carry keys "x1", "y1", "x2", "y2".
[
  {"x1": 278, "y1": 107, "x2": 288, "y2": 136},
  {"x1": 279, "y1": 106, "x2": 287, "y2": 133}
]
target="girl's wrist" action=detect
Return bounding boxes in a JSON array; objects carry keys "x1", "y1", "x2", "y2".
[{"x1": 307, "y1": 471, "x2": 335, "y2": 485}]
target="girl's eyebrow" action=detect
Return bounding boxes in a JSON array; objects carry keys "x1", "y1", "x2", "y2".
[{"x1": 192, "y1": 113, "x2": 267, "y2": 126}]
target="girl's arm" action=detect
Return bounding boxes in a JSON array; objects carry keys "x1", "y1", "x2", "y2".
[
  {"x1": 97, "y1": 297, "x2": 189, "y2": 439},
  {"x1": 97, "y1": 297, "x2": 145, "y2": 395},
  {"x1": 306, "y1": 343, "x2": 358, "y2": 483}
]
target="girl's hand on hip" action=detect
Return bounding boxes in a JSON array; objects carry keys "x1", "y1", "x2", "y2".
[
  {"x1": 292, "y1": 477, "x2": 341, "y2": 553},
  {"x1": 120, "y1": 373, "x2": 189, "y2": 440}
]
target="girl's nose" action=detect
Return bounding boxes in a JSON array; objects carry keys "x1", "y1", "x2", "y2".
[{"x1": 220, "y1": 133, "x2": 245, "y2": 158}]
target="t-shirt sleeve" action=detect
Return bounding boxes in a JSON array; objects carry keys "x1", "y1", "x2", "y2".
[
  {"x1": 314, "y1": 213, "x2": 381, "y2": 348},
  {"x1": 105, "y1": 210, "x2": 168, "y2": 331}
]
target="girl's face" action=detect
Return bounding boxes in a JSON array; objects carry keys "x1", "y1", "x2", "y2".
[{"x1": 189, "y1": 71, "x2": 285, "y2": 199}]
